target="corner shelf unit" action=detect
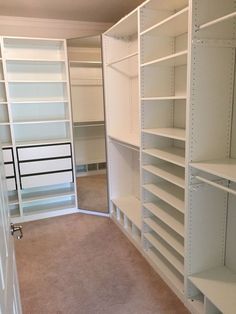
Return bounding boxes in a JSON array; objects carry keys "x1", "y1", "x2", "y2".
[
  {"x1": 0, "y1": 36, "x2": 77, "y2": 222},
  {"x1": 67, "y1": 36, "x2": 106, "y2": 176},
  {"x1": 103, "y1": 0, "x2": 236, "y2": 313}
]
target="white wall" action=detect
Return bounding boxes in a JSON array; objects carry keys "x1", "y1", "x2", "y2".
[{"x1": 0, "y1": 16, "x2": 112, "y2": 39}]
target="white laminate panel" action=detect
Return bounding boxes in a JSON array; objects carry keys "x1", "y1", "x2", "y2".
[
  {"x1": 17, "y1": 144, "x2": 71, "y2": 161},
  {"x1": 21, "y1": 171, "x2": 73, "y2": 189},
  {"x1": 19, "y1": 158, "x2": 72, "y2": 175},
  {"x1": 4, "y1": 164, "x2": 14, "y2": 177}
]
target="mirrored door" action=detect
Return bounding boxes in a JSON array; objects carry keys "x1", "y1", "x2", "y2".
[{"x1": 67, "y1": 36, "x2": 108, "y2": 214}]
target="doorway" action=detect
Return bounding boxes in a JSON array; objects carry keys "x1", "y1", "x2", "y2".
[{"x1": 67, "y1": 36, "x2": 108, "y2": 214}]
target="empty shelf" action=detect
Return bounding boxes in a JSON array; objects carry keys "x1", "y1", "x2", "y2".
[
  {"x1": 144, "y1": 202, "x2": 184, "y2": 237},
  {"x1": 23, "y1": 200, "x2": 76, "y2": 216},
  {"x1": 144, "y1": 216, "x2": 184, "y2": 257},
  {"x1": 22, "y1": 186, "x2": 75, "y2": 203},
  {"x1": 191, "y1": 158, "x2": 236, "y2": 183},
  {"x1": 143, "y1": 147, "x2": 185, "y2": 168},
  {"x1": 189, "y1": 266, "x2": 236, "y2": 314},
  {"x1": 143, "y1": 182, "x2": 185, "y2": 213},
  {"x1": 70, "y1": 61, "x2": 102, "y2": 67},
  {"x1": 141, "y1": 7, "x2": 188, "y2": 37},
  {"x1": 142, "y1": 96, "x2": 187, "y2": 101},
  {"x1": 143, "y1": 164, "x2": 185, "y2": 188},
  {"x1": 198, "y1": 11, "x2": 236, "y2": 31},
  {"x1": 144, "y1": 233, "x2": 184, "y2": 275},
  {"x1": 141, "y1": 50, "x2": 187, "y2": 68},
  {"x1": 143, "y1": 128, "x2": 186, "y2": 141},
  {"x1": 112, "y1": 196, "x2": 141, "y2": 229},
  {"x1": 107, "y1": 52, "x2": 138, "y2": 66}
]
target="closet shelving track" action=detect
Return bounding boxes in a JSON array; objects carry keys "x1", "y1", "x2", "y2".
[{"x1": 0, "y1": 36, "x2": 78, "y2": 222}]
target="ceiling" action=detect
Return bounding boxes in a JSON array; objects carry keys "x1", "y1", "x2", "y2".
[{"x1": 0, "y1": 0, "x2": 145, "y2": 23}]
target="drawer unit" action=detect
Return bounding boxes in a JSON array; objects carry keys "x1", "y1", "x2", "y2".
[
  {"x1": 3, "y1": 148, "x2": 17, "y2": 191},
  {"x1": 17, "y1": 143, "x2": 71, "y2": 161},
  {"x1": 17, "y1": 143, "x2": 74, "y2": 189}
]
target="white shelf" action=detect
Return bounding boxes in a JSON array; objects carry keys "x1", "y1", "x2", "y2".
[
  {"x1": 144, "y1": 202, "x2": 184, "y2": 237},
  {"x1": 142, "y1": 128, "x2": 186, "y2": 141},
  {"x1": 6, "y1": 58, "x2": 66, "y2": 63},
  {"x1": 8, "y1": 194, "x2": 19, "y2": 206},
  {"x1": 23, "y1": 200, "x2": 75, "y2": 216},
  {"x1": 189, "y1": 266, "x2": 236, "y2": 314},
  {"x1": 22, "y1": 186, "x2": 75, "y2": 203},
  {"x1": 15, "y1": 138, "x2": 71, "y2": 147},
  {"x1": 144, "y1": 216, "x2": 184, "y2": 257},
  {"x1": 141, "y1": 7, "x2": 188, "y2": 37},
  {"x1": 71, "y1": 79, "x2": 102, "y2": 86},
  {"x1": 198, "y1": 11, "x2": 236, "y2": 31},
  {"x1": 73, "y1": 121, "x2": 104, "y2": 128},
  {"x1": 13, "y1": 119, "x2": 70, "y2": 125},
  {"x1": 144, "y1": 233, "x2": 184, "y2": 275},
  {"x1": 143, "y1": 147, "x2": 185, "y2": 168},
  {"x1": 109, "y1": 135, "x2": 140, "y2": 151},
  {"x1": 112, "y1": 196, "x2": 141, "y2": 229},
  {"x1": 8, "y1": 80, "x2": 67, "y2": 83},
  {"x1": 146, "y1": 248, "x2": 184, "y2": 293},
  {"x1": 143, "y1": 182, "x2": 185, "y2": 213},
  {"x1": 70, "y1": 61, "x2": 102, "y2": 68},
  {"x1": 10, "y1": 99, "x2": 68, "y2": 104},
  {"x1": 142, "y1": 164, "x2": 185, "y2": 188},
  {"x1": 191, "y1": 158, "x2": 236, "y2": 183},
  {"x1": 0, "y1": 122, "x2": 10, "y2": 126},
  {"x1": 141, "y1": 50, "x2": 187, "y2": 68},
  {"x1": 142, "y1": 96, "x2": 187, "y2": 101},
  {"x1": 107, "y1": 52, "x2": 138, "y2": 66}
]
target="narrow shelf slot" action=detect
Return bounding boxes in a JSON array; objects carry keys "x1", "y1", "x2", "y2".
[
  {"x1": 143, "y1": 163, "x2": 185, "y2": 188},
  {"x1": 141, "y1": 50, "x2": 187, "y2": 68},
  {"x1": 141, "y1": 7, "x2": 188, "y2": 37},
  {"x1": 112, "y1": 196, "x2": 141, "y2": 229},
  {"x1": 144, "y1": 216, "x2": 184, "y2": 257},
  {"x1": 189, "y1": 266, "x2": 236, "y2": 314},
  {"x1": 144, "y1": 232, "x2": 184, "y2": 275},
  {"x1": 144, "y1": 201, "x2": 184, "y2": 237},
  {"x1": 146, "y1": 247, "x2": 184, "y2": 293},
  {"x1": 198, "y1": 11, "x2": 236, "y2": 31},
  {"x1": 142, "y1": 128, "x2": 186, "y2": 141},
  {"x1": 143, "y1": 147, "x2": 185, "y2": 168},
  {"x1": 143, "y1": 182, "x2": 185, "y2": 213}
]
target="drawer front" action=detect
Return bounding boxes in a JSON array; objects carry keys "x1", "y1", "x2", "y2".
[
  {"x1": 19, "y1": 158, "x2": 72, "y2": 175},
  {"x1": 4, "y1": 164, "x2": 15, "y2": 177},
  {"x1": 3, "y1": 148, "x2": 13, "y2": 163},
  {"x1": 17, "y1": 143, "x2": 71, "y2": 161},
  {"x1": 7, "y1": 178, "x2": 16, "y2": 191},
  {"x1": 21, "y1": 171, "x2": 73, "y2": 189}
]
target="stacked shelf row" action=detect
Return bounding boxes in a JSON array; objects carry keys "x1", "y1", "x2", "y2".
[{"x1": 0, "y1": 37, "x2": 77, "y2": 222}]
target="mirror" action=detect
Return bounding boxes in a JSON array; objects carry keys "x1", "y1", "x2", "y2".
[{"x1": 67, "y1": 35, "x2": 108, "y2": 213}]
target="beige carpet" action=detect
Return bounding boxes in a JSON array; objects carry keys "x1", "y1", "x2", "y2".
[
  {"x1": 15, "y1": 214, "x2": 189, "y2": 314},
  {"x1": 77, "y1": 174, "x2": 108, "y2": 213}
]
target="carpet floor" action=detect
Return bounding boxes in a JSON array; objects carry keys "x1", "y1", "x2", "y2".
[
  {"x1": 15, "y1": 214, "x2": 189, "y2": 314},
  {"x1": 77, "y1": 174, "x2": 108, "y2": 213}
]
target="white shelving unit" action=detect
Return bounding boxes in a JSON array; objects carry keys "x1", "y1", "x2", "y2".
[
  {"x1": 67, "y1": 36, "x2": 106, "y2": 176},
  {"x1": 0, "y1": 36, "x2": 77, "y2": 222},
  {"x1": 103, "y1": 0, "x2": 236, "y2": 312}
]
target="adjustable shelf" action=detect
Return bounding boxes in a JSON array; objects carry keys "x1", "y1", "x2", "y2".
[
  {"x1": 191, "y1": 158, "x2": 236, "y2": 183},
  {"x1": 109, "y1": 135, "x2": 140, "y2": 151},
  {"x1": 144, "y1": 217, "x2": 184, "y2": 257},
  {"x1": 142, "y1": 96, "x2": 187, "y2": 101},
  {"x1": 143, "y1": 182, "x2": 185, "y2": 213},
  {"x1": 112, "y1": 196, "x2": 141, "y2": 229},
  {"x1": 143, "y1": 147, "x2": 185, "y2": 167},
  {"x1": 143, "y1": 201, "x2": 184, "y2": 237},
  {"x1": 142, "y1": 128, "x2": 186, "y2": 141},
  {"x1": 106, "y1": 52, "x2": 138, "y2": 67},
  {"x1": 141, "y1": 50, "x2": 187, "y2": 68},
  {"x1": 13, "y1": 120, "x2": 70, "y2": 124},
  {"x1": 70, "y1": 61, "x2": 102, "y2": 67},
  {"x1": 197, "y1": 12, "x2": 236, "y2": 32},
  {"x1": 10, "y1": 99, "x2": 68, "y2": 104},
  {"x1": 141, "y1": 7, "x2": 188, "y2": 37},
  {"x1": 189, "y1": 266, "x2": 236, "y2": 314},
  {"x1": 6, "y1": 58, "x2": 66, "y2": 62},
  {"x1": 144, "y1": 232, "x2": 184, "y2": 275}
]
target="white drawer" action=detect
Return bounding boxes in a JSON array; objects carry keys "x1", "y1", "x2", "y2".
[
  {"x1": 19, "y1": 158, "x2": 72, "y2": 175},
  {"x1": 3, "y1": 149, "x2": 13, "y2": 163},
  {"x1": 17, "y1": 143, "x2": 71, "y2": 161},
  {"x1": 7, "y1": 178, "x2": 16, "y2": 191},
  {"x1": 4, "y1": 164, "x2": 14, "y2": 177},
  {"x1": 21, "y1": 171, "x2": 73, "y2": 189}
]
